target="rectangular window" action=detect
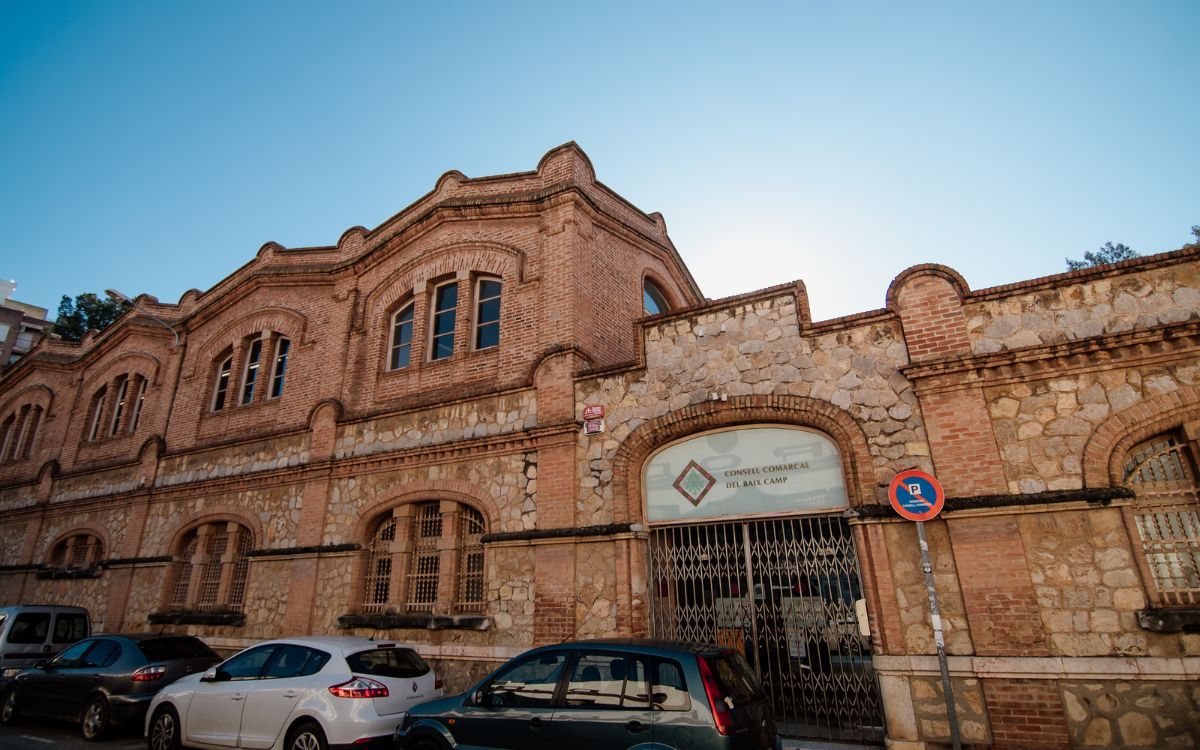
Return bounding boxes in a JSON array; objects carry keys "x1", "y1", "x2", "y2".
[
  {"x1": 10, "y1": 406, "x2": 31, "y2": 458},
  {"x1": 213, "y1": 357, "x2": 232, "y2": 412},
  {"x1": 108, "y1": 376, "x2": 129, "y2": 436},
  {"x1": 87, "y1": 390, "x2": 106, "y2": 441},
  {"x1": 474, "y1": 278, "x2": 501, "y2": 350},
  {"x1": 20, "y1": 406, "x2": 42, "y2": 458},
  {"x1": 390, "y1": 304, "x2": 414, "y2": 370},
  {"x1": 129, "y1": 377, "x2": 147, "y2": 432},
  {"x1": 430, "y1": 282, "x2": 458, "y2": 361},
  {"x1": 0, "y1": 416, "x2": 13, "y2": 460},
  {"x1": 240, "y1": 339, "x2": 263, "y2": 405},
  {"x1": 269, "y1": 338, "x2": 290, "y2": 399}
]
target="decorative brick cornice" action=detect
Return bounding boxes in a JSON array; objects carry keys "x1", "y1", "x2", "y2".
[
  {"x1": 481, "y1": 523, "x2": 637, "y2": 544},
  {"x1": 902, "y1": 320, "x2": 1200, "y2": 394},
  {"x1": 245, "y1": 543, "x2": 360, "y2": 558},
  {"x1": 337, "y1": 612, "x2": 490, "y2": 631}
]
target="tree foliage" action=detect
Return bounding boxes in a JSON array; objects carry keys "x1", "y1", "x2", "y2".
[
  {"x1": 52, "y1": 293, "x2": 131, "y2": 342},
  {"x1": 1065, "y1": 241, "x2": 1140, "y2": 271}
]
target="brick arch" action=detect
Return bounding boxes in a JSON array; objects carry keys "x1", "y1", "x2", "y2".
[
  {"x1": 352, "y1": 481, "x2": 500, "y2": 543},
  {"x1": 77, "y1": 352, "x2": 161, "y2": 397},
  {"x1": 885, "y1": 263, "x2": 970, "y2": 311},
  {"x1": 362, "y1": 241, "x2": 526, "y2": 321},
  {"x1": 612, "y1": 395, "x2": 877, "y2": 523},
  {"x1": 0, "y1": 383, "x2": 54, "y2": 420},
  {"x1": 186, "y1": 306, "x2": 309, "y2": 380},
  {"x1": 641, "y1": 270, "x2": 679, "y2": 314},
  {"x1": 44, "y1": 525, "x2": 110, "y2": 563},
  {"x1": 1082, "y1": 384, "x2": 1200, "y2": 487},
  {"x1": 162, "y1": 507, "x2": 263, "y2": 557}
]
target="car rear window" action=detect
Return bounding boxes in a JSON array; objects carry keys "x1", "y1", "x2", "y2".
[
  {"x1": 705, "y1": 651, "x2": 765, "y2": 705},
  {"x1": 139, "y1": 637, "x2": 220, "y2": 661},
  {"x1": 346, "y1": 647, "x2": 430, "y2": 678}
]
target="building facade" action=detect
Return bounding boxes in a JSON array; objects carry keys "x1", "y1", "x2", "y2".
[
  {"x1": 0, "y1": 144, "x2": 1197, "y2": 749},
  {"x1": 0, "y1": 281, "x2": 52, "y2": 368}
]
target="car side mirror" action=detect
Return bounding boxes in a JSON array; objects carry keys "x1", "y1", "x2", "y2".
[
  {"x1": 473, "y1": 686, "x2": 495, "y2": 707},
  {"x1": 200, "y1": 667, "x2": 230, "y2": 682},
  {"x1": 33, "y1": 660, "x2": 48, "y2": 670}
]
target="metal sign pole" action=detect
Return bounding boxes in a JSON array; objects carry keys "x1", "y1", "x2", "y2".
[{"x1": 916, "y1": 520, "x2": 962, "y2": 750}]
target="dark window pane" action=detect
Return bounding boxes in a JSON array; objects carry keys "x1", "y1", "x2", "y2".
[
  {"x1": 564, "y1": 653, "x2": 649, "y2": 710},
  {"x1": 478, "y1": 298, "x2": 501, "y2": 325},
  {"x1": 53, "y1": 614, "x2": 89, "y2": 644},
  {"x1": 8, "y1": 613, "x2": 50, "y2": 644},
  {"x1": 139, "y1": 637, "x2": 219, "y2": 661},
  {"x1": 435, "y1": 282, "x2": 458, "y2": 314},
  {"x1": 390, "y1": 305, "x2": 413, "y2": 370},
  {"x1": 52, "y1": 639, "x2": 93, "y2": 665},
  {"x1": 432, "y1": 333, "x2": 455, "y2": 360},
  {"x1": 643, "y1": 282, "x2": 669, "y2": 315},
  {"x1": 488, "y1": 651, "x2": 567, "y2": 708},
  {"x1": 221, "y1": 645, "x2": 276, "y2": 680},
  {"x1": 478, "y1": 279, "x2": 501, "y2": 300},
  {"x1": 475, "y1": 322, "x2": 499, "y2": 350},
  {"x1": 82, "y1": 640, "x2": 121, "y2": 668},
  {"x1": 269, "y1": 338, "x2": 290, "y2": 399},
  {"x1": 264, "y1": 644, "x2": 324, "y2": 679},
  {"x1": 241, "y1": 339, "x2": 263, "y2": 405}
]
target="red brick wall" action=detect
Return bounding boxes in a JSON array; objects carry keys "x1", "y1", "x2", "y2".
[
  {"x1": 982, "y1": 678, "x2": 1070, "y2": 749},
  {"x1": 948, "y1": 516, "x2": 1050, "y2": 657}
]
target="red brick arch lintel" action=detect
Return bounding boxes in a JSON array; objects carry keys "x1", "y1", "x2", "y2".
[
  {"x1": 351, "y1": 481, "x2": 501, "y2": 543},
  {"x1": 612, "y1": 395, "x2": 877, "y2": 523},
  {"x1": 162, "y1": 507, "x2": 265, "y2": 558},
  {"x1": 1082, "y1": 384, "x2": 1200, "y2": 487}
]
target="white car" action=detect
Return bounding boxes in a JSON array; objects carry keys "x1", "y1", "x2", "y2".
[{"x1": 145, "y1": 636, "x2": 442, "y2": 750}]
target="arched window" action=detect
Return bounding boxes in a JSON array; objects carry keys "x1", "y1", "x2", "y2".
[
  {"x1": 1124, "y1": 430, "x2": 1200, "y2": 606},
  {"x1": 389, "y1": 302, "x2": 415, "y2": 370},
  {"x1": 362, "y1": 501, "x2": 487, "y2": 615},
  {"x1": 86, "y1": 386, "x2": 107, "y2": 441},
  {"x1": 49, "y1": 533, "x2": 104, "y2": 571},
  {"x1": 209, "y1": 333, "x2": 291, "y2": 413},
  {"x1": 643, "y1": 279, "x2": 670, "y2": 315},
  {"x1": 168, "y1": 521, "x2": 253, "y2": 612},
  {"x1": 1, "y1": 403, "x2": 43, "y2": 461}
]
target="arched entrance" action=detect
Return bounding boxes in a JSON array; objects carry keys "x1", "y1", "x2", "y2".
[{"x1": 644, "y1": 425, "x2": 885, "y2": 743}]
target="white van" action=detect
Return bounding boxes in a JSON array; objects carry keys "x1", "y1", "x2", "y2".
[{"x1": 0, "y1": 605, "x2": 90, "y2": 678}]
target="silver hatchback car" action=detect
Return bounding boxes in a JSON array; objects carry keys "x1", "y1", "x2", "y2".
[{"x1": 146, "y1": 636, "x2": 442, "y2": 750}]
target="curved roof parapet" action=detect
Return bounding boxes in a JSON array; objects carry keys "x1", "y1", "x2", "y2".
[
  {"x1": 536, "y1": 141, "x2": 597, "y2": 184},
  {"x1": 885, "y1": 263, "x2": 970, "y2": 311}
]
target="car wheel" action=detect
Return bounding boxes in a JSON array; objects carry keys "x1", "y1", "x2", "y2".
[
  {"x1": 81, "y1": 695, "x2": 110, "y2": 741},
  {"x1": 0, "y1": 688, "x2": 19, "y2": 725},
  {"x1": 148, "y1": 706, "x2": 182, "y2": 750},
  {"x1": 285, "y1": 720, "x2": 328, "y2": 750}
]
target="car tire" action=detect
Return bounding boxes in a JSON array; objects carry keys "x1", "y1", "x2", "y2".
[
  {"x1": 0, "y1": 687, "x2": 19, "y2": 725},
  {"x1": 148, "y1": 706, "x2": 182, "y2": 750},
  {"x1": 285, "y1": 720, "x2": 328, "y2": 750},
  {"x1": 81, "y1": 695, "x2": 110, "y2": 742}
]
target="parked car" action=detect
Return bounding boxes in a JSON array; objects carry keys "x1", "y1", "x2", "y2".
[
  {"x1": 394, "y1": 638, "x2": 780, "y2": 750},
  {"x1": 145, "y1": 635, "x2": 442, "y2": 750},
  {"x1": 0, "y1": 633, "x2": 219, "y2": 740},
  {"x1": 0, "y1": 604, "x2": 90, "y2": 681}
]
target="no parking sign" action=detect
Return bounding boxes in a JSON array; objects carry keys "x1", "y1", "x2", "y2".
[{"x1": 888, "y1": 469, "x2": 945, "y2": 522}]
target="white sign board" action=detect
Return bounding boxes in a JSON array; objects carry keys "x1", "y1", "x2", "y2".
[{"x1": 644, "y1": 426, "x2": 848, "y2": 522}]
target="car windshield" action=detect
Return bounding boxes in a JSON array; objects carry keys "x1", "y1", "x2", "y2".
[
  {"x1": 346, "y1": 647, "x2": 430, "y2": 678},
  {"x1": 139, "y1": 637, "x2": 219, "y2": 661}
]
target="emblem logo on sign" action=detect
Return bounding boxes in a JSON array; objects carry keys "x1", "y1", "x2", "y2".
[{"x1": 673, "y1": 460, "x2": 716, "y2": 507}]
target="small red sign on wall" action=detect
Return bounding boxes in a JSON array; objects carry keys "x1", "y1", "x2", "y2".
[{"x1": 583, "y1": 404, "x2": 605, "y2": 420}]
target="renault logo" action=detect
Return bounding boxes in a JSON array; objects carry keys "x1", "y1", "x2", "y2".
[{"x1": 412, "y1": 682, "x2": 419, "y2": 693}]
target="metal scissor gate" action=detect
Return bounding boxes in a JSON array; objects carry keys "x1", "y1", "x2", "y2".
[{"x1": 648, "y1": 515, "x2": 885, "y2": 744}]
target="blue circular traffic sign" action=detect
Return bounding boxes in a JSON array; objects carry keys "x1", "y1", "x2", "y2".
[{"x1": 888, "y1": 469, "x2": 945, "y2": 521}]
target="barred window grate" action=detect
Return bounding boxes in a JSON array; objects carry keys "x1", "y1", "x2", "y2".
[
  {"x1": 457, "y1": 508, "x2": 486, "y2": 613},
  {"x1": 1125, "y1": 432, "x2": 1200, "y2": 606},
  {"x1": 364, "y1": 518, "x2": 397, "y2": 612},
  {"x1": 169, "y1": 536, "x2": 199, "y2": 613},
  {"x1": 168, "y1": 523, "x2": 252, "y2": 613},
  {"x1": 407, "y1": 503, "x2": 442, "y2": 612}
]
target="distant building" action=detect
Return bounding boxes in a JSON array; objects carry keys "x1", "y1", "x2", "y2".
[
  {"x1": 0, "y1": 144, "x2": 1197, "y2": 749},
  {"x1": 0, "y1": 281, "x2": 51, "y2": 367}
]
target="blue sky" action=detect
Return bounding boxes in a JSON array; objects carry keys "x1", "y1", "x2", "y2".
[{"x1": 2, "y1": 1, "x2": 1197, "y2": 321}]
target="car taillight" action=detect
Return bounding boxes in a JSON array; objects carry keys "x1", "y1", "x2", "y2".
[
  {"x1": 697, "y1": 656, "x2": 734, "y2": 736},
  {"x1": 132, "y1": 665, "x2": 168, "y2": 682},
  {"x1": 435, "y1": 676, "x2": 444, "y2": 690},
  {"x1": 329, "y1": 676, "x2": 389, "y2": 698}
]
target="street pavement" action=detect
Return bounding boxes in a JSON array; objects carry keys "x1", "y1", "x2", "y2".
[{"x1": 0, "y1": 720, "x2": 143, "y2": 750}]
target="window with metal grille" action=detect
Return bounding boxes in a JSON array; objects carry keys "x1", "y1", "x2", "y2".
[
  {"x1": 49, "y1": 533, "x2": 104, "y2": 570},
  {"x1": 360, "y1": 502, "x2": 487, "y2": 615},
  {"x1": 168, "y1": 522, "x2": 253, "y2": 613},
  {"x1": 457, "y1": 508, "x2": 486, "y2": 613},
  {"x1": 1124, "y1": 431, "x2": 1200, "y2": 606}
]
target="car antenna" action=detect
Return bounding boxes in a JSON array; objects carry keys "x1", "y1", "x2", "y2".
[{"x1": 559, "y1": 598, "x2": 598, "y2": 644}]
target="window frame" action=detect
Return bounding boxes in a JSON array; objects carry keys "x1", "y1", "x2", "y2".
[
  {"x1": 86, "y1": 387, "x2": 107, "y2": 442},
  {"x1": 268, "y1": 337, "x2": 290, "y2": 400},
  {"x1": 473, "y1": 276, "x2": 502, "y2": 351},
  {"x1": 429, "y1": 280, "x2": 459, "y2": 362},
  {"x1": 388, "y1": 300, "x2": 416, "y2": 371},
  {"x1": 643, "y1": 279, "x2": 670, "y2": 315},
  {"x1": 129, "y1": 376, "x2": 148, "y2": 432},
  {"x1": 239, "y1": 337, "x2": 265, "y2": 406},
  {"x1": 108, "y1": 375, "x2": 129, "y2": 436}
]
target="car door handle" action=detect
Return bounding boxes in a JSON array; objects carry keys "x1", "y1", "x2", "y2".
[
  {"x1": 282, "y1": 691, "x2": 300, "y2": 698},
  {"x1": 530, "y1": 717, "x2": 547, "y2": 729},
  {"x1": 231, "y1": 695, "x2": 245, "y2": 701},
  {"x1": 626, "y1": 720, "x2": 648, "y2": 733}
]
